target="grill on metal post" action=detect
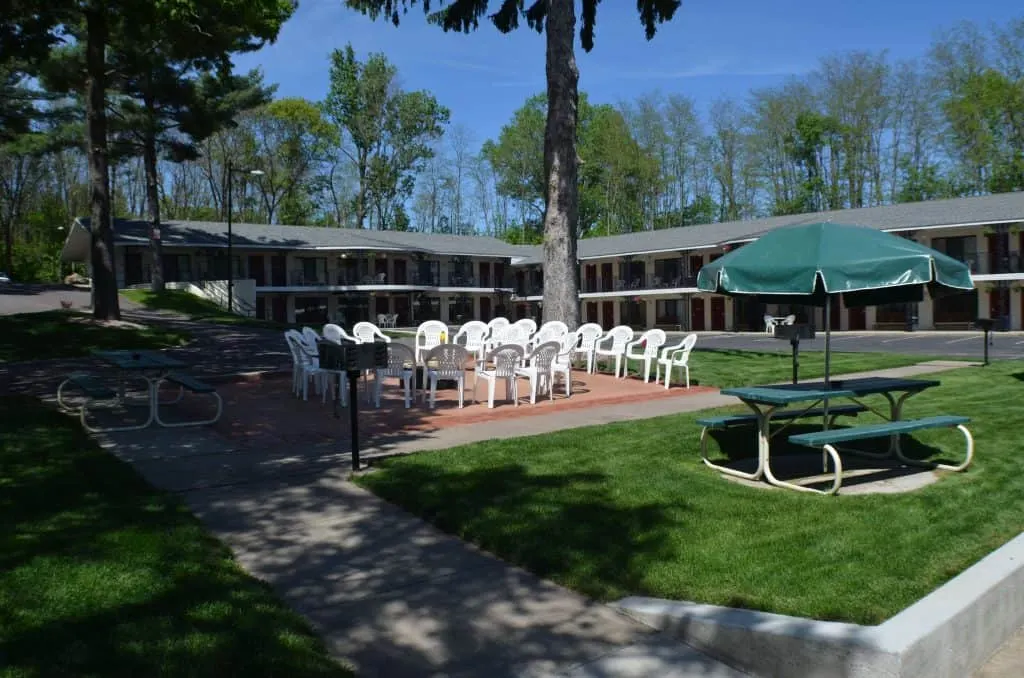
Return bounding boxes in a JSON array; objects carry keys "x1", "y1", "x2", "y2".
[
  {"x1": 317, "y1": 340, "x2": 390, "y2": 471},
  {"x1": 773, "y1": 323, "x2": 816, "y2": 384}
]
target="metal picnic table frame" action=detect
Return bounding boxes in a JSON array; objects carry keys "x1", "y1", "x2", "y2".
[
  {"x1": 711, "y1": 376, "x2": 941, "y2": 493},
  {"x1": 92, "y1": 349, "x2": 188, "y2": 428}
]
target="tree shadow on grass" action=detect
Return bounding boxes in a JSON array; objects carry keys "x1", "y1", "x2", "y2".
[
  {"x1": 0, "y1": 396, "x2": 350, "y2": 677},
  {"x1": 361, "y1": 462, "x2": 682, "y2": 602}
]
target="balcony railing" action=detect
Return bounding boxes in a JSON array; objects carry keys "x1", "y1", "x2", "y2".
[
  {"x1": 580, "y1": 275, "x2": 698, "y2": 293},
  {"x1": 963, "y1": 253, "x2": 1023, "y2": 275},
  {"x1": 514, "y1": 284, "x2": 544, "y2": 298}
]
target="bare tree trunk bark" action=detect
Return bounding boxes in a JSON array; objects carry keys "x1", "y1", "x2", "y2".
[
  {"x1": 541, "y1": 0, "x2": 581, "y2": 330},
  {"x1": 143, "y1": 108, "x2": 164, "y2": 291},
  {"x1": 86, "y1": 4, "x2": 120, "y2": 319}
]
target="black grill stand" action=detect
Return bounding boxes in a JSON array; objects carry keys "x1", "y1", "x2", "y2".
[
  {"x1": 320, "y1": 340, "x2": 389, "y2": 472},
  {"x1": 975, "y1": 318, "x2": 994, "y2": 366}
]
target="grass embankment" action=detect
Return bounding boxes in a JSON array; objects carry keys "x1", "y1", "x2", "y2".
[{"x1": 0, "y1": 310, "x2": 191, "y2": 363}]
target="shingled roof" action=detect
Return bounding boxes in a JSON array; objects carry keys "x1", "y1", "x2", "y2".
[{"x1": 69, "y1": 191, "x2": 1024, "y2": 264}]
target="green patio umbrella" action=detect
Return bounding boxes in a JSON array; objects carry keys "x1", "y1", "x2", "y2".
[{"x1": 696, "y1": 222, "x2": 974, "y2": 388}]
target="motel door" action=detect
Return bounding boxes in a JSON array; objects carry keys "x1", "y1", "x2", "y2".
[
  {"x1": 248, "y1": 255, "x2": 265, "y2": 286},
  {"x1": 479, "y1": 297, "x2": 492, "y2": 321},
  {"x1": 393, "y1": 296, "x2": 410, "y2": 326},
  {"x1": 271, "y1": 296, "x2": 287, "y2": 323},
  {"x1": 848, "y1": 307, "x2": 866, "y2": 330},
  {"x1": 585, "y1": 302, "x2": 598, "y2": 324},
  {"x1": 393, "y1": 259, "x2": 408, "y2": 284},
  {"x1": 601, "y1": 301, "x2": 615, "y2": 328},
  {"x1": 710, "y1": 297, "x2": 726, "y2": 331},
  {"x1": 600, "y1": 263, "x2": 613, "y2": 291},
  {"x1": 585, "y1": 265, "x2": 597, "y2": 292},
  {"x1": 270, "y1": 256, "x2": 287, "y2": 286},
  {"x1": 990, "y1": 287, "x2": 1010, "y2": 328},
  {"x1": 691, "y1": 298, "x2": 706, "y2": 331}
]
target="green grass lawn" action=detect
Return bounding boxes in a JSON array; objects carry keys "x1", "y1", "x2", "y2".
[
  {"x1": 0, "y1": 311, "x2": 191, "y2": 363},
  {"x1": 121, "y1": 289, "x2": 288, "y2": 329},
  {"x1": 650, "y1": 348, "x2": 933, "y2": 389},
  {"x1": 0, "y1": 396, "x2": 352, "y2": 677},
  {"x1": 358, "y1": 359, "x2": 1023, "y2": 625}
]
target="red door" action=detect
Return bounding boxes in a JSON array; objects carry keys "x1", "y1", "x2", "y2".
[
  {"x1": 710, "y1": 297, "x2": 726, "y2": 330},
  {"x1": 602, "y1": 301, "x2": 615, "y2": 328},
  {"x1": 584, "y1": 265, "x2": 596, "y2": 293},
  {"x1": 848, "y1": 307, "x2": 866, "y2": 330},
  {"x1": 271, "y1": 296, "x2": 287, "y2": 323},
  {"x1": 990, "y1": 287, "x2": 1010, "y2": 325},
  {"x1": 830, "y1": 296, "x2": 842, "y2": 330},
  {"x1": 691, "y1": 297, "x2": 706, "y2": 331},
  {"x1": 479, "y1": 297, "x2": 492, "y2": 321},
  {"x1": 585, "y1": 302, "x2": 598, "y2": 323},
  {"x1": 600, "y1": 263, "x2": 613, "y2": 291}
]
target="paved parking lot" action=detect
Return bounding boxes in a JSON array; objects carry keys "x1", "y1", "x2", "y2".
[
  {"x1": 0, "y1": 284, "x2": 93, "y2": 315},
  {"x1": 682, "y1": 329, "x2": 1024, "y2": 360}
]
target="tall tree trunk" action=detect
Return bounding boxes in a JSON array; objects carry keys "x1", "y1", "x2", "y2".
[
  {"x1": 86, "y1": 4, "x2": 119, "y2": 320},
  {"x1": 541, "y1": 0, "x2": 580, "y2": 330},
  {"x1": 143, "y1": 118, "x2": 164, "y2": 291}
]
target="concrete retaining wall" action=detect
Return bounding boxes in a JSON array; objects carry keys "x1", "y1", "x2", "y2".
[{"x1": 616, "y1": 531, "x2": 1024, "y2": 678}]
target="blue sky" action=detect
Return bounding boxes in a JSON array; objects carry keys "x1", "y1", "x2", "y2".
[{"x1": 234, "y1": 0, "x2": 1020, "y2": 151}]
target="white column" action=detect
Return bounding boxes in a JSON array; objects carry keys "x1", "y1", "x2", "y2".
[{"x1": 1010, "y1": 288, "x2": 1021, "y2": 331}]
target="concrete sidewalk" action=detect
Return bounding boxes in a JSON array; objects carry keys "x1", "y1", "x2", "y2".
[{"x1": 91, "y1": 359, "x2": 974, "y2": 677}]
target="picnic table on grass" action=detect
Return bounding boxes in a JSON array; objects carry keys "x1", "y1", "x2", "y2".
[
  {"x1": 57, "y1": 349, "x2": 221, "y2": 431},
  {"x1": 699, "y1": 377, "x2": 973, "y2": 495}
]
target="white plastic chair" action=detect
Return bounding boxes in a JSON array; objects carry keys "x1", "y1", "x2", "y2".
[
  {"x1": 423, "y1": 344, "x2": 469, "y2": 409},
  {"x1": 487, "y1": 317, "x2": 510, "y2": 334},
  {"x1": 322, "y1": 323, "x2": 357, "y2": 344},
  {"x1": 593, "y1": 325, "x2": 634, "y2": 378},
  {"x1": 657, "y1": 333, "x2": 697, "y2": 390},
  {"x1": 474, "y1": 344, "x2": 524, "y2": 408},
  {"x1": 530, "y1": 320, "x2": 569, "y2": 348},
  {"x1": 784, "y1": 314, "x2": 796, "y2": 325},
  {"x1": 551, "y1": 331, "x2": 577, "y2": 398},
  {"x1": 415, "y1": 320, "x2": 449, "y2": 365},
  {"x1": 624, "y1": 329, "x2": 667, "y2": 382},
  {"x1": 352, "y1": 321, "x2": 391, "y2": 344},
  {"x1": 764, "y1": 314, "x2": 776, "y2": 335},
  {"x1": 285, "y1": 331, "x2": 333, "y2": 402},
  {"x1": 574, "y1": 323, "x2": 604, "y2": 373},
  {"x1": 516, "y1": 341, "x2": 560, "y2": 404},
  {"x1": 374, "y1": 343, "x2": 415, "y2": 408},
  {"x1": 512, "y1": 318, "x2": 537, "y2": 339},
  {"x1": 301, "y1": 326, "x2": 321, "y2": 347},
  {"x1": 454, "y1": 320, "x2": 489, "y2": 360}
]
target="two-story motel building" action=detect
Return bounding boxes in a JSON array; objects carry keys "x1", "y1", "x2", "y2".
[{"x1": 59, "y1": 191, "x2": 1024, "y2": 331}]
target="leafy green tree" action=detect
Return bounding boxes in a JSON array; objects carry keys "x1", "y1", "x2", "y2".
[
  {"x1": 343, "y1": 0, "x2": 681, "y2": 328},
  {"x1": 323, "y1": 44, "x2": 449, "y2": 229},
  {"x1": 483, "y1": 93, "x2": 659, "y2": 238},
  {"x1": 6, "y1": 0, "x2": 293, "y2": 318}
]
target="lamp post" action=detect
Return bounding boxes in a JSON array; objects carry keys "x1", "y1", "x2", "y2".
[{"x1": 226, "y1": 163, "x2": 264, "y2": 313}]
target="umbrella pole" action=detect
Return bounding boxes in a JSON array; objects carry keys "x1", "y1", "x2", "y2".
[{"x1": 823, "y1": 299, "x2": 832, "y2": 472}]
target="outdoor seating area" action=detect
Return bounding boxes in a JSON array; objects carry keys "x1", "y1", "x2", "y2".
[{"x1": 282, "y1": 318, "x2": 701, "y2": 413}]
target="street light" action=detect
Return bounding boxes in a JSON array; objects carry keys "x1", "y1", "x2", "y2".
[{"x1": 226, "y1": 162, "x2": 264, "y2": 313}]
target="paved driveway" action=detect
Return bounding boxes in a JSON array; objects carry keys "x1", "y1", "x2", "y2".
[{"x1": 0, "y1": 284, "x2": 94, "y2": 315}]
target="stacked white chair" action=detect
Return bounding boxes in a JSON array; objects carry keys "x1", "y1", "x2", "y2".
[
  {"x1": 551, "y1": 331, "x2": 577, "y2": 398},
  {"x1": 415, "y1": 320, "x2": 449, "y2": 400},
  {"x1": 624, "y1": 329, "x2": 668, "y2": 382},
  {"x1": 657, "y1": 333, "x2": 698, "y2": 389},
  {"x1": 764, "y1": 314, "x2": 776, "y2": 335},
  {"x1": 593, "y1": 325, "x2": 634, "y2": 378},
  {"x1": 512, "y1": 318, "x2": 537, "y2": 338}
]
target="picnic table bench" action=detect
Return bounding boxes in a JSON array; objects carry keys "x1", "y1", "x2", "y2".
[{"x1": 703, "y1": 377, "x2": 970, "y2": 495}]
